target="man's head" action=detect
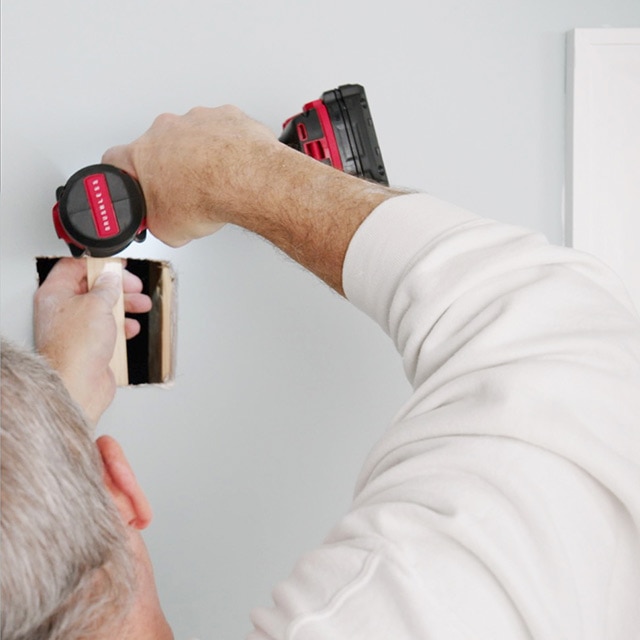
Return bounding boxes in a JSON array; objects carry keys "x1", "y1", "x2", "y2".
[{"x1": 1, "y1": 339, "x2": 133, "y2": 639}]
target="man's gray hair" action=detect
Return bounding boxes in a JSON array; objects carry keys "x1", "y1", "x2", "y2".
[{"x1": 1, "y1": 339, "x2": 134, "y2": 640}]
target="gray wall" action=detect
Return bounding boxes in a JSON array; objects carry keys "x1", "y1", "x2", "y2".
[{"x1": 2, "y1": 1, "x2": 639, "y2": 638}]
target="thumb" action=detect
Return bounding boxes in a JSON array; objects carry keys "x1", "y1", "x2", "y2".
[{"x1": 90, "y1": 270, "x2": 122, "y2": 308}]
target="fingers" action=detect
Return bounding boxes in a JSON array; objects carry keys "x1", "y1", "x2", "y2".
[
  {"x1": 122, "y1": 269, "x2": 153, "y2": 315},
  {"x1": 124, "y1": 291, "x2": 152, "y2": 314},
  {"x1": 38, "y1": 259, "x2": 152, "y2": 315},
  {"x1": 91, "y1": 265, "x2": 150, "y2": 314},
  {"x1": 122, "y1": 267, "x2": 143, "y2": 292},
  {"x1": 95, "y1": 266, "x2": 151, "y2": 314},
  {"x1": 124, "y1": 317, "x2": 141, "y2": 340},
  {"x1": 90, "y1": 270, "x2": 122, "y2": 309},
  {"x1": 123, "y1": 287, "x2": 152, "y2": 339},
  {"x1": 39, "y1": 257, "x2": 88, "y2": 295},
  {"x1": 40, "y1": 258, "x2": 141, "y2": 297},
  {"x1": 122, "y1": 268, "x2": 151, "y2": 339}
]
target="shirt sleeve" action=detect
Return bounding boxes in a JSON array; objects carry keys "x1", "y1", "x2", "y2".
[{"x1": 249, "y1": 194, "x2": 640, "y2": 640}]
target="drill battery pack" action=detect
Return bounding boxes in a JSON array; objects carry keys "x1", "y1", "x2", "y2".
[{"x1": 279, "y1": 84, "x2": 388, "y2": 185}]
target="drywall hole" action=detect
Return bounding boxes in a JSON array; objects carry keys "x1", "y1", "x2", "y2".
[{"x1": 36, "y1": 257, "x2": 176, "y2": 386}]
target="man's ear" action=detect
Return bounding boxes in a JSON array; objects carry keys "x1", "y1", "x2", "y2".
[{"x1": 96, "y1": 435, "x2": 153, "y2": 530}]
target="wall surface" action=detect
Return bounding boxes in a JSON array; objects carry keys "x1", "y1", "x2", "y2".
[{"x1": 2, "y1": 1, "x2": 639, "y2": 638}]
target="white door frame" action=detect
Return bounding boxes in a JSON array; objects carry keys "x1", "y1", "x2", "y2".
[{"x1": 566, "y1": 28, "x2": 640, "y2": 311}]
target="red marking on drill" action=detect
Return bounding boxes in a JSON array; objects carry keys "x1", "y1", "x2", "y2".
[
  {"x1": 303, "y1": 99, "x2": 343, "y2": 170},
  {"x1": 84, "y1": 174, "x2": 120, "y2": 238}
]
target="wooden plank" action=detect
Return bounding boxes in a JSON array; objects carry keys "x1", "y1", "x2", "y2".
[
  {"x1": 148, "y1": 260, "x2": 176, "y2": 384},
  {"x1": 86, "y1": 257, "x2": 129, "y2": 386},
  {"x1": 160, "y1": 263, "x2": 175, "y2": 382},
  {"x1": 146, "y1": 260, "x2": 176, "y2": 384}
]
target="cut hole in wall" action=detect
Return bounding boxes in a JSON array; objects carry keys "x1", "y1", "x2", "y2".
[{"x1": 36, "y1": 257, "x2": 176, "y2": 385}]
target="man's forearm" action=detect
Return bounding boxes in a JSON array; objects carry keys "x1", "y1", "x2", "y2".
[
  {"x1": 103, "y1": 106, "x2": 398, "y2": 295},
  {"x1": 227, "y1": 146, "x2": 396, "y2": 294}
]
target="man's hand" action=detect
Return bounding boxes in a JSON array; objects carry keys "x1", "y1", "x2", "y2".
[
  {"x1": 102, "y1": 106, "x2": 279, "y2": 247},
  {"x1": 103, "y1": 105, "x2": 398, "y2": 294},
  {"x1": 34, "y1": 258, "x2": 152, "y2": 425}
]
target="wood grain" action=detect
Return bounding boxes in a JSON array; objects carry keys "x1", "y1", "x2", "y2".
[{"x1": 86, "y1": 257, "x2": 129, "y2": 386}]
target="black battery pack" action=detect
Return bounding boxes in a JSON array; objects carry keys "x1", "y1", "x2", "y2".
[{"x1": 279, "y1": 84, "x2": 388, "y2": 185}]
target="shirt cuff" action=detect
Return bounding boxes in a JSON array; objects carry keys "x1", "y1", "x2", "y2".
[{"x1": 342, "y1": 193, "x2": 481, "y2": 332}]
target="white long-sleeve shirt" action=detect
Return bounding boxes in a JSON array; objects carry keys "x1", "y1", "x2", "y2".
[{"x1": 249, "y1": 194, "x2": 640, "y2": 639}]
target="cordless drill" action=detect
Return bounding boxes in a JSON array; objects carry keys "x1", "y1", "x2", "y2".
[{"x1": 52, "y1": 84, "x2": 388, "y2": 258}]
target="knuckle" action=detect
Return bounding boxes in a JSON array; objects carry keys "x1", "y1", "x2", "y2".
[
  {"x1": 219, "y1": 104, "x2": 241, "y2": 117},
  {"x1": 187, "y1": 105, "x2": 209, "y2": 117},
  {"x1": 152, "y1": 112, "x2": 178, "y2": 128}
]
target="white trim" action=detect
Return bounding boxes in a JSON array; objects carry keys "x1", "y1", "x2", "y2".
[{"x1": 565, "y1": 28, "x2": 640, "y2": 311}]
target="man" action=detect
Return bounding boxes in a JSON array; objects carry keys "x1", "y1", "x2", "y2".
[
  {"x1": 2, "y1": 105, "x2": 639, "y2": 639},
  {"x1": 1, "y1": 262, "x2": 170, "y2": 639}
]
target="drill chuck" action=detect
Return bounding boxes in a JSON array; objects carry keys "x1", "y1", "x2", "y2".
[{"x1": 53, "y1": 164, "x2": 146, "y2": 257}]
